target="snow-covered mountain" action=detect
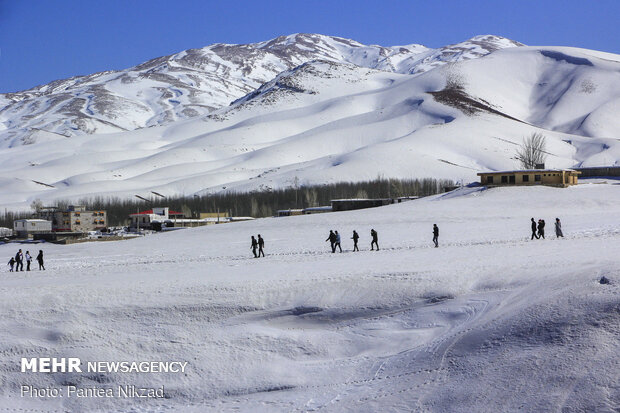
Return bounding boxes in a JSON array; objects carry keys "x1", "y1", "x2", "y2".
[
  {"x1": 2, "y1": 34, "x2": 620, "y2": 208},
  {"x1": 0, "y1": 34, "x2": 520, "y2": 147}
]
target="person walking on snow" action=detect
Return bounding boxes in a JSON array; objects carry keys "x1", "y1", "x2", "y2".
[
  {"x1": 251, "y1": 236, "x2": 258, "y2": 258},
  {"x1": 351, "y1": 230, "x2": 359, "y2": 252},
  {"x1": 36, "y1": 250, "x2": 45, "y2": 270},
  {"x1": 433, "y1": 224, "x2": 439, "y2": 248},
  {"x1": 537, "y1": 219, "x2": 545, "y2": 239},
  {"x1": 15, "y1": 249, "x2": 23, "y2": 272},
  {"x1": 326, "y1": 230, "x2": 336, "y2": 253},
  {"x1": 257, "y1": 234, "x2": 265, "y2": 257},
  {"x1": 370, "y1": 229, "x2": 379, "y2": 251},
  {"x1": 531, "y1": 218, "x2": 539, "y2": 240},
  {"x1": 7, "y1": 257, "x2": 15, "y2": 272},
  {"x1": 555, "y1": 218, "x2": 564, "y2": 238},
  {"x1": 25, "y1": 251, "x2": 32, "y2": 271},
  {"x1": 334, "y1": 231, "x2": 343, "y2": 253}
]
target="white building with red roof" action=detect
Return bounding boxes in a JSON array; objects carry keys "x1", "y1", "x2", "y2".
[{"x1": 129, "y1": 207, "x2": 184, "y2": 228}]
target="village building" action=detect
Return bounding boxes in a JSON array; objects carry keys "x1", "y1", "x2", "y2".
[
  {"x1": 199, "y1": 212, "x2": 230, "y2": 224},
  {"x1": 36, "y1": 205, "x2": 107, "y2": 232},
  {"x1": 331, "y1": 198, "x2": 394, "y2": 212},
  {"x1": 302, "y1": 206, "x2": 332, "y2": 214},
  {"x1": 130, "y1": 207, "x2": 253, "y2": 230},
  {"x1": 129, "y1": 207, "x2": 184, "y2": 229},
  {"x1": 477, "y1": 169, "x2": 580, "y2": 188},
  {"x1": 13, "y1": 219, "x2": 52, "y2": 238},
  {"x1": 395, "y1": 196, "x2": 420, "y2": 202},
  {"x1": 277, "y1": 209, "x2": 304, "y2": 217}
]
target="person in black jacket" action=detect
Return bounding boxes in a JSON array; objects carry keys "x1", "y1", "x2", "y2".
[
  {"x1": 251, "y1": 236, "x2": 258, "y2": 258},
  {"x1": 258, "y1": 234, "x2": 265, "y2": 257},
  {"x1": 351, "y1": 230, "x2": 359, "y2": 252},
  {"x1": 537, "y1": 219, "x2": 545, "y2": 239},
  {"x1": 555, "y1": 218, "x2": 564, "y2": 238},
  {"x1": 432, "y1": 224, "x2": 439, "y2": 248},
  {"x1": 15, "y1": 249, "x2": 23, "y2": 272},
  {"x1": 370, "y1": 229, "x2": 379, "y2": 251},
  {"x1": 36, "y1": 250, "x2": 45, "y2": 270},
  {"x1": 326, "y1": 230, "x2": 336, "y2": 253},
  {"x1": 531, "y1": 218, "x2": 539, "y2": 240}
]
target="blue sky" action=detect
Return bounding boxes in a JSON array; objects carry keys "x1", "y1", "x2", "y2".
[{"x1": 1, "y1": 0, "x2": 619, "y2": 93}]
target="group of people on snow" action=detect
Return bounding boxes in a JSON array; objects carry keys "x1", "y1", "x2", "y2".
[
  {"x1": 531, "y1": 217, "x2": 563, "y2": 240},
  {"x1": 247, "y1": 224, "x2": 443, "y2": 258},
  {"x1": 7, "y1": 249, "x2": 45, "y2": 272},
  {"x1": 5, "y1": 216, "x2": 569, "y2": 270},
  {"x1": 325, "y1": 228, "x2": 380, "y2": 253},
  {"x1": 241, "y1": 216, "x2": 570, "y2": 259},
  {"x1": 250, "y1": 234, "x2": 265, "y2": 258}
]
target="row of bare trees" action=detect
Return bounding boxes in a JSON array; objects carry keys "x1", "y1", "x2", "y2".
[{"x1": 0, "y1": 177, "x2": 454, "y2": 228}]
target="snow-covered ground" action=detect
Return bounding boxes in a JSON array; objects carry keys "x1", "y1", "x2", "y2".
[{"x1": 1, "y1": 182, "x2": 619, "y2": 412}]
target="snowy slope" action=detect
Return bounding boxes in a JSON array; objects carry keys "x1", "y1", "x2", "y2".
[
  {"x1": 2, "y1": 42, "x2": 620, "y2": 209},
  {"x1": 1, "y1": 182, "x2": 619, "y2": 411},
  {"x1": 0, "y1": 34, "x2": 521, "y2": 147}
]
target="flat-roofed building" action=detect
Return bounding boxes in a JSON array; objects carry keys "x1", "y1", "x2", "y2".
[
  {"x1": 36, "y1": 205, "x2": 107, "y2": 232},
  {"x1": 477, "y1": 169, "x2": 580, "y2": 188},
  {"x1": 331, "y1": 198, "x2": 394, "y2": 212},
  {"x1": 129, "y1": 207, "x2": 183, "y2": 229},
  {"x1": 13, "y1": 219, "x2": 52, "y2": 238},
  {"x1": 277, "y1": 209, "x2": 304, "y2": 217}
]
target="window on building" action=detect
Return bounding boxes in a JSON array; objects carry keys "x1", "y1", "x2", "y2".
[
  {"x1": 486, "y1": 176, "x2": 494, "y2": 184},
  {"x1": 509, "y1": 175, "x2": 516, "y2": 184},
  {"x1": 501, "y1": 176, "x2": 508, "y2": 183},
  {"x1": 523, "y1": 175, "x2": 529, "y2": 182},
  {"x1": 535, "y1": 175, "x2": 541, "y2": 182}
]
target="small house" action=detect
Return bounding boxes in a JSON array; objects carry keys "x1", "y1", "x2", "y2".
[
  {"x1": 199, "y1": 212, "x2": 229, "y2": 224},
  {"x1": 277, "y1": 209, "x2": 304, "y2": 217},
  {"x1": 331, "y1": 198, "x2": 394, "y2": 212},
  {"x1": 13, "y1": 219, "x2": 52, "y2": 238},
  {"x1": 477, "y1": 169, "x2": 580, "y2": 188},
  {"x1": 303, "y1": 206, "x2": 332, "y2": 214},
  {"x1": 129, "y1": 207, "x2": 184, "y2": 229}
]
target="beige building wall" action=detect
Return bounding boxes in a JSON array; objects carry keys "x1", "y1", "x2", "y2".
[
  {"x1": 479, "y1": 170, "x2": 580, "y2": 187},
  {"x1": 53, "y1": 210, "x2": 106, "y2": 232},
  {"x1": 200, "y1": 212, "x2": 229, "y2": 219}
]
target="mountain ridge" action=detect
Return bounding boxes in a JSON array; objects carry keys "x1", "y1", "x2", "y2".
[
  {"x1": 3, "y1": 35, "x2": 620, "y2": 209},
  {"x1": 0, "y1": 34, "x2": 522, "y2": 147}
]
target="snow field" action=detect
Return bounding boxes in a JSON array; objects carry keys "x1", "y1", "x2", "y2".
[{"x1": 1, "y1": 183, "x2": 619, "y2": 411}]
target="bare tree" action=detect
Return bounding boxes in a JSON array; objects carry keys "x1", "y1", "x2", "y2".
[
  {"x1": 516, "y1": 132, "x2": 547, "y2": 169},
  {"x1": 30, "y1": 198, "x2": 43, "y2": 213}
]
